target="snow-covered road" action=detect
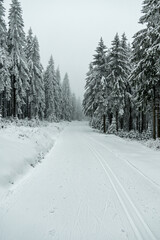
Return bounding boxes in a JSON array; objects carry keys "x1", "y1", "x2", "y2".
[{"x1": 0, "y1": 121, "x2": 160, "y2": 240}]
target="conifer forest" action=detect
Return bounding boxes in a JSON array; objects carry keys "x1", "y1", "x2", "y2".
[
  {"x1": 1, "y1": 0, "x2": 160, "y2": 239},
  {"x1": 83, "y1": 0, "x2": 160, "y2": 140},
  {"x1": 0, "y1": 0, "x2": 83, "y2": 122}
]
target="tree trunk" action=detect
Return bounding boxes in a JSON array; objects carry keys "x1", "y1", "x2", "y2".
[
  {"x1": 129, "y1": 106, "x2": 133, "y2": 131},
  {"x1": 157, "y1": 102, "x2": 160, "y2": 138},
  {"x1": 0, "y1": 93, "x2": 2, "y2": 117},
  {"x1": 103, "y1": 114, "x2": 106, "y2": 133},
  {"x1": 153, "y1": 86, "x2": 156, "y2": 139},
  {"x1": 3, "y1": 91, "x2": 7, "y2": 118},
  {"x1": 116, "y1": 110, "x2": 119, "y2": 131},
  {"x1": 12, "y1": 75, "x2": 17, "y2": 118}
]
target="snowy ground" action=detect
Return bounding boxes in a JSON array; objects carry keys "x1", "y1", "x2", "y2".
[
  {"x1": 0, "y1": 121, "x2": 160, "y2": 240},
  {"x1": 0, "y1": 120, "x2": 68, "y2": 187}
]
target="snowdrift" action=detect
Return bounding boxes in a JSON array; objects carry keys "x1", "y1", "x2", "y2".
[{"x1": 0, "y1": 120, "x2": 68, "y2": 187}]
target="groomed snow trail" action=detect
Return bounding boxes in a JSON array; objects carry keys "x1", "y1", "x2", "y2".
[{"x1": 0, "y1": 122, "x2": 160, "y2": 240}]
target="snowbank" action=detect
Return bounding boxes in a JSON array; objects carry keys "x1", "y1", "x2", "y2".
[
  {"x1": 143, "y1": 138, "x2": 160, "y2": 150},
  {"x1": 0, "y1": 120, "x2": 68, "y2": 187}
]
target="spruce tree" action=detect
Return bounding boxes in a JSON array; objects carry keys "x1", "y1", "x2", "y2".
[
  {"x1": 25, "y1": 28, "x2": 34, "y2": 118},
  {"x1": 62, "y1": 73, "x2": 72, "y2": 121},
  {"x1": 71, "y1": 93, "x2": 77, "y2": 120},
  {"x1": 8, "y1": 0, "x2": 29, "y2": 117},
  {"x1": 107, "y1": 33, "x2": 128, "y2": 130},
  {"x1": 131, "y1": 0, "x2": 160, "y2": 138},
  {"x1": 93, "y1": 38, "x2": 107, "y2": 131},
  {"x1": 76, "y1": 97, "x2": 83, "y2": 121},
  {"x1": 83, "y1": 63, "x2": 97, "y2": 118},
  {"x1": 55, "y1": 67, "x2": 62, "y2": 120},
  {"x1": 120, "y1": 33, "x2": 132, "y2": 130},
  {"x1": 44, "y1": 56, "x2": 56, "y2": 121},
  {"x1": 31, "y1": 36, "x2": 45, "y2": 119},
  {"x1": 0, "y1": 0, "x2": 11, "y2": 117},
  {"x1": 84, "y1": 38, "x2": 107, "y2": 131}
]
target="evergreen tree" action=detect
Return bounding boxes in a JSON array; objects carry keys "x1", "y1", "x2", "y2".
[
  {"x1": 92, "y1": 38, "x2": 108, "y2": 132},
  {"x1": 25, "y1": 28, "x2": 34, "y2": 118},
  {"x1": 107, "y1": 33, "x2": 128, "y2": 130},
  {"x1": 120, "y1": 33, "x2": 132, "y2": 131},
  {"x1": 71, "y1": 93, "x2": 77, "y2": 120},
  {"x1": 53, "y1": 66, "x2": 62, "y2": 121},
  {"x1": 76, "y1": 97, "x2": 83, "y2": 121},
  {"x1": 0, "y1": 0, "x2": 11, "y2": 117},
  {"x1": 55, "y1": 67, "x2": 62, "y2": 120},
  {"x1": 83, "y1": 63, "x2": 97, "y2": 118},
  {"x1": 44, "y1": 56, "x2": 56, "y2": 121},
  {"x1": 130, "y1": 0, "x2": 160, "y2": 138},
  {"x1": 31, "y1": 36, "x2": 45, "y2": 119},
  {"x1": 83, "y1": 38, "x2": 108, "y2": 131},
  {"x1": 8, "y1": 0, "x2": 29, "y2": 117},
  {"x1": 62, "y1": 73, "x2": 72, "y2": 121}
]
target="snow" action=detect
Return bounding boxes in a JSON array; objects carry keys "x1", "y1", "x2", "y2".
[
  {"x1": 0, "y1": 121, "x2": 160, "y2": 240},
  {"x1": 0, "y1": 121, "x2": 68, "y2": 187}
]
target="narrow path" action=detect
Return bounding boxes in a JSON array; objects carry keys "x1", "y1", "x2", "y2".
[{"x1": 0, "y1": 122, "x2": 159, "y2": 240}]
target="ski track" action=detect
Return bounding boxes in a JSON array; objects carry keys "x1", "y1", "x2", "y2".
[
  {"x1": 0, "y1": 122, "x2": 160, "y2": 240},
  {"x1": 87, "y1": 141, "x2": 157, "y2": 240},
  {"x1": 86, "y1": 134, "x2": 160, "y2": 189}
]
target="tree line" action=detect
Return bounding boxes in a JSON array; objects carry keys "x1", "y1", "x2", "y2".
[
  {"x1": 83, "y1": 0, "x2": 160, "y2": 139},
  {"x1": 0, "y1": 0, "x2": 83, "y2": 122}
]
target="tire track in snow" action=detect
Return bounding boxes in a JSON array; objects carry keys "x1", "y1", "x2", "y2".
[
  {"x1": 86, "y1": 135, "x2": 160, "y2": 189},
  {"x1": 87, "y1": 142, "x2": 157, "y2": 240}
]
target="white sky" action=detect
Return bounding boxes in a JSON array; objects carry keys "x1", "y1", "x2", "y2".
[{"x1": 4, "y1": 0, "x2": 143, "y2": 98}]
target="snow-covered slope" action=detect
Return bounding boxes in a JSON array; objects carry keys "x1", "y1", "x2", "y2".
[
  {"x1": 0, "y1": 121, "x2": 160, "y2": 240},
  {"x1": 0, "y1": 121, "x2": 68, "y2": 187}
]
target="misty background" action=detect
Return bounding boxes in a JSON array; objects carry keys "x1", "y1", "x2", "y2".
[{"x1": 4, "y1": 0, "x2": 143, "y2": 99}]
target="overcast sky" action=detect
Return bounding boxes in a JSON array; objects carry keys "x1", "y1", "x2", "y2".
[{"x1": 4, "y1": 0, "x2": 143, "y2": 99}]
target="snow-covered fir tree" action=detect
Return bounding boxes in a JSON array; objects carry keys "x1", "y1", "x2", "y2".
[
  {"x1": 25, "y1": 32, "x2": 45, "y2": 119},
  {"x1": 62, "y1": 73, "x2": 72, "y2": 121},
  {"x1": 107, "y1": 33, "x2": 128, "y2": 131},
  {"x1": 8, "y1": 0, "x2": 29, "y2": 117},
  {"x1": 44, "y1": 56, "x2": 56, "y2": 121},
  {"x1": 130, "y1": 0, "x2": 160, "y2": 139},
  {"x1": 25, "y1": 28, "x2": 34, "y2": 118},
  {"x1": 55, "y1": 67, "x2": 62, "y2": 121},
  {"x1": 83, "y1": 38, "x2": 108, "y2": 131},
  {"x1": 30, "y1": 36, "x2": 45, "y2": 119},
  {"x1": 71, "y1": 93, "x2": 77, "y2": 120},
  {"x1": 75, "y1": 97, "x2": 83, "y2": 121},
  {"x1": 92, "y1": 38, "x2": 108, "y2": 132},
  {"x1": 120, "y1": 33, "x2": 133, "y2": 131},
  {"x1": 0, "y1": 0, "x2": 11, "y2": 117},
  {"x1": 83, "y1": 63, "x2": 97, "y2": 118}
]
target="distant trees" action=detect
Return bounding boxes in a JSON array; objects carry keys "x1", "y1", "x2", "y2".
[
  {"x1": 61, "y1": 73, "x2": 72, "y2": 121},
  {"x1": 0, "y1": 0, "x2": 82, "y2": 122}
]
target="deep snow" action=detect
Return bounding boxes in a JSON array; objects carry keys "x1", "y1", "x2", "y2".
[
  {"x1": 0, "y1": 121, "x2": 160, "y2": 240},
  {"x1": 0, "y1": 121, "x2": 68, "y2": 187}
]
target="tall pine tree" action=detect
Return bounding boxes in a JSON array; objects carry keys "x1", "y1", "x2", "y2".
[
  {"x1": 44, "y1": 56, "x2": 56, "y2": 121},
  {"x1": 131, "y1": 0, "x2": 160, "y2": 138},
  {"x1": 62, "y1": 73, "x2": 72, "y2": 121},
  {"x1": 107, "y1": 33, "x2": 128, "y2": 130},
  {"x1": 8, "y1": 0, "x2": 29, "y2": 117},
  {"x1": 0, "y1": 0, "x2": 11, "y2": 117}
]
